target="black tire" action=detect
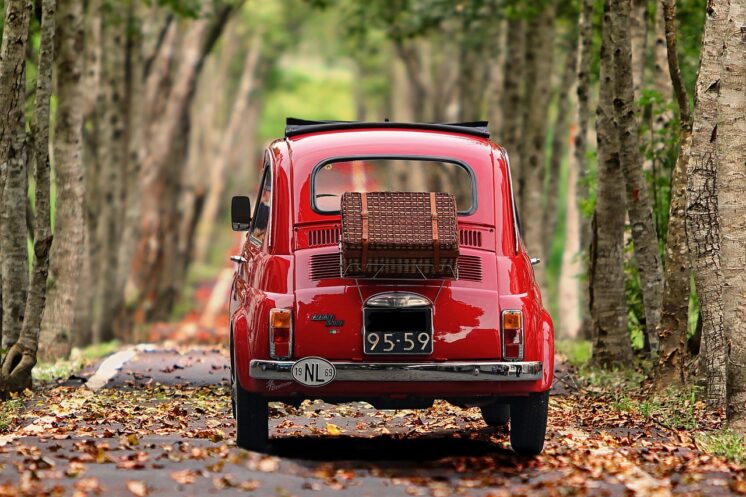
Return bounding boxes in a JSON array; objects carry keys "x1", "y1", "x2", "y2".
[
  {"x1": 480, "y1": 402, "x2": 510, "y2": 426},
  {"x1": 234, "y1": 384, "x2": 269, "y2": 452},
  {"x1": 509, "y1": 390, "x2": 549, "y2": 456}
]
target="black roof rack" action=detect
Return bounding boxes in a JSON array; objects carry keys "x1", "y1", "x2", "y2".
[{"x1": 284, "y1": 118, "x2": 490, "y2": 139}]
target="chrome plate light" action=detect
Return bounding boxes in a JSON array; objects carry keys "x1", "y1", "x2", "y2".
[{"x1": 365, "y1": 292, "x2": 431, "y2": 308}]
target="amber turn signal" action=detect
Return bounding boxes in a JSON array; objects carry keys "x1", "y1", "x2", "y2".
[
  {"x1": 270, "y1": 309, "x2": 292, "y2": 329},
  {"x1": 502, "y1": 310, "x2": 522, "y2": 330}
]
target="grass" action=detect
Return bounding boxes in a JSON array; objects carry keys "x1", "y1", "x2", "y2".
[
  {"x1": 0, "y1": 398, "x2": 24, "y2": 432},
  {"x1": 697, "y1": 430, "x2": 746, "y2": 465},
  {"x1": 556, "y1": 339, "x2": 592, "y2": 368},
  {"x1": 612, "y1": 386, "x2": 702, "y2": 431},
  {"x1": 32, "y1": 340, "x2": 120, "y2": 383}
]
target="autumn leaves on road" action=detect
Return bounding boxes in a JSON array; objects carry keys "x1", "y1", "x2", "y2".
[{"x1": 0, "y1": 343, "x2": 744, "y2": 496}]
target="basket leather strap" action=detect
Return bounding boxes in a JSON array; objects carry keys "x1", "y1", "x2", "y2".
[
  {"x1": 361, "y1": 193, "x2": 369, "y2": 269},
  {"x1": 430, "y1": 192, "x2": 440, "y2": 269}
]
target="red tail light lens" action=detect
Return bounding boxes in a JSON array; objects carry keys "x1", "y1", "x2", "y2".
[
  {"x1": 502, "y1": 310, "x2": 523, "y2": 361},
  {"x1": 269, "y1": 308, "x2": 292, "y2": 359}
]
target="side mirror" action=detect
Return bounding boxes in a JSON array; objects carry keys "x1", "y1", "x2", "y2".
[{"x1": 231, "y1": 196, "x2": 251, "y2": 231}]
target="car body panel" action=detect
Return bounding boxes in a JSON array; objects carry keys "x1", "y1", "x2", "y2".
[{"x1": 230, "y1": 126, "x2": 554, "y2": 402}]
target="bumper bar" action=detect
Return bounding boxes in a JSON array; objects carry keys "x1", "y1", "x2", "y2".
[{"x1": 249, "y1": 359, "x2": 543, "y2": 382}]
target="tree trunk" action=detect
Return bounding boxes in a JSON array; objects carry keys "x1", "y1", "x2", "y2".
[
  {"x1": 0, "y1": 0, "x2": 33, "y2": 351},
  {"x1": 128, "y1": 7, "x2": 234, "y2": 328},
  {"x1": 81, "y1": 0, "x2": 101, "y2": 119},
  {"x1": 630, "y1": 0, "x2": 648, "y2": 99},
  {"x1": 38, "y1": 0, "x2": 85, "y2": 362},
  {"x1": 1, "y1": 0, "x2": 54, "y2": 392},
  {"x1": 500, "y1": 19, "x2": 525, "y2": 208},
  {"x1": 194, "y1": 34, "x2": 262, "y2": 263},
  {"x1": 575, "y1": 0, "x2": 594, "y2": 341},
  {"x1": 610, "y1": 0, "x2": 664, "y2": 358},
  {"x1": 92, "y1": 6, "x2": 128, "y2": 343},
  {"x1": 685, "y1": 0, "x2": 727, "y2": 409},
  {"x1": 520, "y1": 2, "x2": 556, "y2": 289},
  {"x1": 717, "y1": 0, "x2": 746, "y2": 433},
  {"x1": 591, "y1": 2, "x2": 632, "y2": 366},
  {"x1": 111, "y1": 2, "x2": 146, "y2": 342},
  {"x1": 543, "y1": 30, "x2": 579, "y2": 257},
  {"x1": 654, "y1": 0, "x2": 692, "y2": 387},
  {"x1": 487, "y1": 19, "x2": 507, "y2": 137}
]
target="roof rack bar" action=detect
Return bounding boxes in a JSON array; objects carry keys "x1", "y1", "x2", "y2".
[{"x1": 284, "y1": 118, "x2": 490, "y2": 139}]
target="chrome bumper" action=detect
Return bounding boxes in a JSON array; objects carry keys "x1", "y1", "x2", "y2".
[{"x1": 249, "y1": 359, "x2": 543, "y2": 382}]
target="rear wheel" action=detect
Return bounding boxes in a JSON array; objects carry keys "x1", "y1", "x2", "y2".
[
  {"x1": 480, "y1": 402, "x2": 510, "y2": 426},
  {"x1": 509, "y1": 391, "x2": 549, "y2": 456},
  {"x1": 234, "y1": 384, "x2": 269, "y2": 452}
]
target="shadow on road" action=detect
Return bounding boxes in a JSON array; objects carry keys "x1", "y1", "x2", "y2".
[{"x1": 268, "y1": 429, "x2": 514, "y2": 462}]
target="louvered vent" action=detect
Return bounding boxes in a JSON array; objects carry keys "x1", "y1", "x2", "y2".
[
  {"x1": 459, "y1": 229, "x2": 483, "y2": 248},
  {"x1": 458, "y1": 255, "x2": 482, "y2": 281},
  {"x1": 310, "y1": 253, "x2": 341, "y2": 280},
  {"x1": 308, "y1": 227, "x2": 340, "y2": 247}
]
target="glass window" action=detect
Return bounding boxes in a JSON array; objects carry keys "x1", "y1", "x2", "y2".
[
  {"x1": 250, "y1": 166, "x2": 272, "y2": 245},
  {"x1": 312, "y1": 158, "x2": 475, "y2": 214}
]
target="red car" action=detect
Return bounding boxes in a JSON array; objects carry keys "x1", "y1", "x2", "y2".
[{"x1": 229, "y1": 119, "x2": 554, "y2": 455}]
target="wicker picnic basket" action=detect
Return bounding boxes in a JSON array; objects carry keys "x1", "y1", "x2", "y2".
[{"x1": 340, "y1": 191, "x2": 459, "y2": 278}]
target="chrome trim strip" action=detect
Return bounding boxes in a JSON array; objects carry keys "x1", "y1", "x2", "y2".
[{"x1": 250, "y1": 359, "x2": 543, "y2": 382}]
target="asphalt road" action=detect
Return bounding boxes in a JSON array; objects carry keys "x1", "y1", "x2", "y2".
[{"x1": 1, "y1": 347, "x2": 739, "y2": 497}]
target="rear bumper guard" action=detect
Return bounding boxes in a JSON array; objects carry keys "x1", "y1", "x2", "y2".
[{"x1": 249, "y1": 359, "x2": 543, "y2": 382}]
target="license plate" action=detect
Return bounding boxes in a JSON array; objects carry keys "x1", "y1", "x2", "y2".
[
  {"x1": 364, "y1": 330, "x2": 433, "y2": 354},
  {"x1": 363, "y1": 308, "x2": 433, "y2": 355}
]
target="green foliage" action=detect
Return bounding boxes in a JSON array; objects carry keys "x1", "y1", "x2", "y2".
[
  {"x1": 623, "y1": 238, "x2": 646, "y2": 350},
  {"x1": 556, "y1": 339, "x2": 592, "y2": 368},
  {"x1": 698, "y1": 430, "x2": 746, "y2": 465},
  {"x1": 32, "y1": 341, "x2": 120, "y2": 383}
]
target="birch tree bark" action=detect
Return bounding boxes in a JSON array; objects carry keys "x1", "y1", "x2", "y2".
[
  {"x1": 630, "y1": 0, "x2": 648, "y2": 98},
  {"x1": 610, "y1": 0, "x2": 664, "y2": 357},
  {"x1": 717, "y1": 0, "x2": 746, "y2": 432},
  {"x1": 591, "y1": 2, "x2": 632, "y2": 366},
  {"x1": 1, "y1": 0, "x2": 55, "y2": 391},
  {"x1": 686, "y1": 0, "x2": 728, "y2": 409},
  {"x1": 655, "y1": 0, "x2": 692, "y2": 387},
  {"x1": 38, "y1": 0, "x2": 85, "y2": 362},
  {"x1": 0, "y1": 0, "x2": 32, "y2": 351},
  {"x1": 520, "y1": 2, "x2": 556, "y2": 288}
]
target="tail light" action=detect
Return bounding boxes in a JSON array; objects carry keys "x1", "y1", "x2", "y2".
[
  {"x1": 501, "y1": 310, "x2": 523, "y2": 361},
  {"x1": 269, "y1": 308, "x2": 292, "y2": 359}
]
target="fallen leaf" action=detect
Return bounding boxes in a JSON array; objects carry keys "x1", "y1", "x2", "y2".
[{"x1": 126, "y1": 480, "x2": 148, "y2": 496}]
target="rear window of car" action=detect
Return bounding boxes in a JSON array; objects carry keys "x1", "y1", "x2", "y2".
[{"x1": 311, "y1": 157, "x2": 476, "y2": 215}]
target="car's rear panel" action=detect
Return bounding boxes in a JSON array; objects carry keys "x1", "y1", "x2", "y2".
[{"x1": 292, "y1": 222, "x2": 502, "y2": 361}]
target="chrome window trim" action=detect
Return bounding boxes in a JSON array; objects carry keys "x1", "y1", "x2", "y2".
[
  {"x1": 309, "y1": 154, "x2": 478, "y2": 216},
  {"x1": 249, "y1": 152, "x2": 274, "y2": 248}
]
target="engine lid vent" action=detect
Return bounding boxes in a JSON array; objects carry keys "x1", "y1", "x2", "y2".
[
  {"x1": 459, "y1": 229, "x2": 483, "y2": 248},
  {"x1": 308, "y1": 227, "x2": 340, "y2": 247},
  {"x1": 310, "y1": 253, "x2": 341, "y2": 280},
  {"x1": 457, "y1": 255, "x2": 482, "y2": 281}
]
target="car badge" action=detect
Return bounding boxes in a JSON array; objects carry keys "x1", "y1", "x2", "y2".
[{"x1": 311, "y1": 314, "x2": 344, "y2": 327}]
